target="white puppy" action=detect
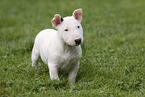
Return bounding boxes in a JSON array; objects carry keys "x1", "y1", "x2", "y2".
[{"x1": 31, "y1": 9, "x2": 83, "y2": 83}]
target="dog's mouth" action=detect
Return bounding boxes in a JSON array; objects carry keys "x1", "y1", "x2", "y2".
[
  {"x1": 74, "y1": 44, "x2": 81, "y2": 46},
  {"x1": 65, "y1": 42, "x2": 81, "y2": 47}
]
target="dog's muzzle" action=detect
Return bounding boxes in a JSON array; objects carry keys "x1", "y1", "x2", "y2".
[{"x1": 75, "y1": 38, "x2": 81, "y2": 45}]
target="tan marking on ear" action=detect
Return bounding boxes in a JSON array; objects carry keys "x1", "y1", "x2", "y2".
[
  {"x1": 51, "y1": 14, "x2": 62, "y2": 28},
  {"x1": 73, "y1": 9, "x2": 82, "y2": 22}
]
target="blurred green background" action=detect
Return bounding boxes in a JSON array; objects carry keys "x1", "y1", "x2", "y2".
[{"x1": 0, "y1": 0, "x2": 145, "y2": 96}]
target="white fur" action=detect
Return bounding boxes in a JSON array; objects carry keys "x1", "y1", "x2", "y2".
[{"x1": 31, "y1": 9, "x2": 83, "y2": 83}]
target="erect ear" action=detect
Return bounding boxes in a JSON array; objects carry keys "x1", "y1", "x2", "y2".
[
  {"x1": 51, "y1": 14, "x2": 63, "y2": 29},
  {"x1": 73, "y1": 9, "x2": 82, "y2": 22}
]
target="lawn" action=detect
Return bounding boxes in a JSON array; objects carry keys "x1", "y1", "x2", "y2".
[{"x1": 0, "y1": 0, "x2": 145, "y2": 96}]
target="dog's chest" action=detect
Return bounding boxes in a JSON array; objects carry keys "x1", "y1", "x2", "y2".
[
  {"x1": 56, "y1": 49, "x2": 80, "y2": 70},
  {"x1": 58, "y1": 52, "x2": 78, "y2": 65}
]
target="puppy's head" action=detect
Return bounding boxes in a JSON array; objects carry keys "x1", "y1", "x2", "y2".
[{"x1": 51, "y1": 9, "x2": 83, "y2": 46}]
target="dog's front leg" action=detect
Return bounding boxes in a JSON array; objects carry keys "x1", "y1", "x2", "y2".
[
  {"x1": 48, "y1": 62, "x2": 59, "y2": 80},
  {"x1": 68, "y1": 62, "x2": 79, "y2": 84}
]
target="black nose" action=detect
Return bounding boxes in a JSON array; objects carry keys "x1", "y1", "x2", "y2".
[{"x1": 75, "y1": 38, "x2": 81, "y2": 45}]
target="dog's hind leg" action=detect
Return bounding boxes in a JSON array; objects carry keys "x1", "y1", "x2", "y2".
[{"x1": 31, "y1": 45, "x2": 40, "y2": 69}]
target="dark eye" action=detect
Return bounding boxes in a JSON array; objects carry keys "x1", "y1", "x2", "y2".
[
  {"x1": 77, "y1": 26, "x2": 80, "y2": 28},
  {"x1": 65, "y1": 29, "x2": 68, "y2": 31}
]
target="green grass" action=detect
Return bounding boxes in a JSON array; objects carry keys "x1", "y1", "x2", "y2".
[{"x1": 0, "y1": 0, "x2": 145, "y2": 96}]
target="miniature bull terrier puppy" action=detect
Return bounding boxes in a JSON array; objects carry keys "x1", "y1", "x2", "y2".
[{"x1": 31, "y1": 9, "x2": 83, "y2": 84}]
